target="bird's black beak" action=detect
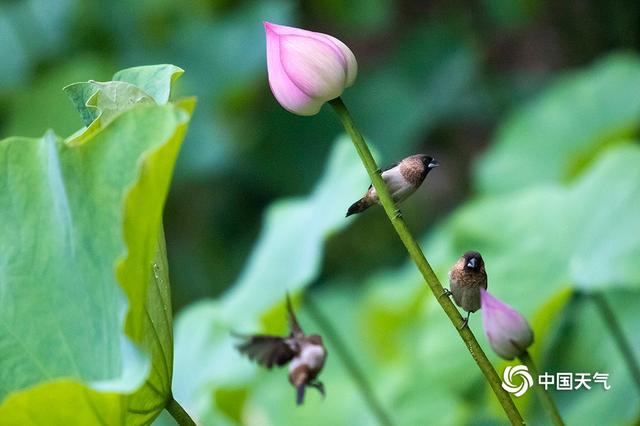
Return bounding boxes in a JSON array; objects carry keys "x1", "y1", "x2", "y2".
[
  {"x1": 428, "y1": 159, "x2": 440, "y2": 169},
  {"x1": 466, "y1": 258, "x2": 478, "y2": 269}
]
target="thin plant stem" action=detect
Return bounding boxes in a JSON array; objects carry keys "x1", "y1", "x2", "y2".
[
  {"x1": 518, "y1": 351, "x2": 565, "y2": 425},
  {"x1": 166, "y1": 395, "x2": 197, "y2": 426},
  {"x1": 329, "y1": 97, "x2": 524, "y2": 425},
  {"x1": 304, "y1": 292, "x2": 396, "y2": 426},
  {"x1": 591, "y1": 292, "x2": 640, "y2": 394}
]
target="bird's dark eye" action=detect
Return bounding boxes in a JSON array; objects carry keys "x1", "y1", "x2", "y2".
[{"x1": 466, "y1": 257, "x2": 478, "y2": 269}]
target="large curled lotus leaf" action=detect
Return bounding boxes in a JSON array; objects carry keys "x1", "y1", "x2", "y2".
[
  {"x1": 0, "y1": 98, "x2": 192, "y2": 424},
  {"x1": 59, "y1": 78, "x2": 101, "y2": 126},
  {"x1": 63, "y1": 81, "x2": 155, "y2": 144},
  {"x1": 113, "y1": 65, "x2": 184, "y2": 105},
  {"x1": 476, "y1": 53, "x2": 640, "y2": 195},
  {"x1": 63, "y1": 65, "x2": 184, "y2": 145},
  {"x1": 171, "y1": 136, "x2": 372, "y2": 423}
]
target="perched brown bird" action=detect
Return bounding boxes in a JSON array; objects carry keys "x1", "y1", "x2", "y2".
[
  {"x1": 235, "y1": 295, "x2": 327, "y2": 405},
  {"x1": 447, "y1": 251, "x2": 488, "y2": 329},
  {"x1": 346, "y1": 154, "x2": 439, "y2": 217}
]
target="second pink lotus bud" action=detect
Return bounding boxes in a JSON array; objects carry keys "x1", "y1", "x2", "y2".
[{"x1": 480, "y1": 288, "x2": 534, "y2": 360}]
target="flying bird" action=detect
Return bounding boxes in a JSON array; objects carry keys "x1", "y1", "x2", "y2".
[
  {"x1": 447, "y1": 251, "x2": 488, "y2": 329},
  {"x1": 235, "y1": 295, "x2": 327, "y2": 405},
  {"x1": 346, "y1": 154, "x2": 439, "y2": 217}
]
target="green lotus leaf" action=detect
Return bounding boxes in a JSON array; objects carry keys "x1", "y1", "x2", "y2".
[
  {"x1": 0, "y1": 86, "x2": 193, "y2": 424},
  {"x1": 477, "y1": 53, "x2": 640, "y2": 194}
]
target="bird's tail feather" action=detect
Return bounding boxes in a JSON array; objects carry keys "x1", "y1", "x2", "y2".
[
  {"x1": 296, "y1": 385, "x2": 306, "y2": 405},
  {"x1": 346, "y1": 197, "x2": 372, "y2": 217}
]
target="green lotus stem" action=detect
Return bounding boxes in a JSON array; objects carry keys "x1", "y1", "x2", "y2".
[
  {"x1": 591, "y1": 292, "x2": 640, "y2": 394},
  {"x1": 518, "y1": 351, "x2": 565, "y2": 425},
  {"x1": 304, "y1": 292, "x2": 396, "y2": 426},
  {"x1": 166, "y1": 395, "x2": 196, "y2": 426},
  {"x1": 329, "y1": 97, "x2": 524, "y2": 425}
]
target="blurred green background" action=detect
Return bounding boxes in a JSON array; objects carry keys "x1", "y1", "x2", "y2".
[{"x1": 2, "y1": 0, "x2": 639, "y2": 425}]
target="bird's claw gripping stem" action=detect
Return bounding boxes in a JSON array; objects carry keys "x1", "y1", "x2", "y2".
[
  {"x1": 393, "y1": 209, "x2": 403, "y2": 219},
  {"x1": 458, "y1": 311, "x2": 471, "y2": 330}
]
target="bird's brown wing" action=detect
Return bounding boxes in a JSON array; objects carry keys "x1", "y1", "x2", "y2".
[
  {"x1": 286, "y1": 293, "x2": 304, "y2": 338},
  {"x1": 236, "y1": 334, "x2": 297, "y2": 369}
]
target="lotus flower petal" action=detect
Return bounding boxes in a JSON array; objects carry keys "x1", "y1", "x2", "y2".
[{"x1": 480, "y1": 288, "x2": 534, "y2": 360}]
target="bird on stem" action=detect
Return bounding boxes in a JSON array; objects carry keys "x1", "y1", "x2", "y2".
[
  {"x1": 446, "y1": 251, "x2": 488, "y2": 329},
  {"x1": 346, "y1": 154, "x2": 439, "y2": 217}
]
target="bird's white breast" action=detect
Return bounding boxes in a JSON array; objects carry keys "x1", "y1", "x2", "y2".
[
  {"x1": 289, "y1": 344, "x2": 326, "y2": 373},
  {"x1": 379, "y1": 167, "x2": 415, "y2": 203}
]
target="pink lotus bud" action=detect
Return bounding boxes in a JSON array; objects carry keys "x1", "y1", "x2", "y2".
[
  {"x1": 264, "y1": 22, "x2": 357, "y2": 116},
  {"x1": 480, "y1": 288, "x2": 534, "y2": 360}
]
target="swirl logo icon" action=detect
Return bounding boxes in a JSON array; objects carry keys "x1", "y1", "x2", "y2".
[{"x1": 502, "y1": 365, "x2": 534, "y2": 397}]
